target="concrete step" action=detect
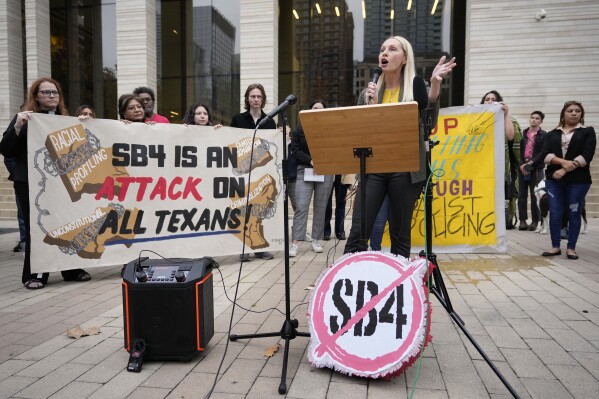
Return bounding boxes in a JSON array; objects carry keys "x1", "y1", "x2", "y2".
[
  {"x1": 585, "y1": 200, "x2": 599, "y2": 215},
  {"x1": 0, "y1": 209, "x2": 18, "y2": 218}
]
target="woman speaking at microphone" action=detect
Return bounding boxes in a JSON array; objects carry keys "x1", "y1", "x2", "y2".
[{"x1": 343, "y1": 36, "x2": 456, "y2": 258}]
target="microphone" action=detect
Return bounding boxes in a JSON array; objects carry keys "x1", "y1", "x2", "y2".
[
  {"x1": 258, "y1": 94, "x2": 297, "y2": 127},
  {"x1": 413, "y1": 75, "x2": 428, "y2": 112},
  {"x1": 367, "y1": 67, "x2": 382, "y2": 102}
]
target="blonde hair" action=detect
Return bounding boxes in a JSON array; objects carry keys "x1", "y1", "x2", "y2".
[{"x1": 377, "y1": 36, "x2": 415, "y2": 102}]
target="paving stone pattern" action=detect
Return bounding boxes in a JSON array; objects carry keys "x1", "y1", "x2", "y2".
[{"x1": 0, "y1": 219, "x2": 598, "y2": 398}]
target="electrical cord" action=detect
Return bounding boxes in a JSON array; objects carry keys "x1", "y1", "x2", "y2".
[
  {"x1": 213, "y1": 265, "x2": 284, "y2": 316},
  {"x1": 134, "y1": 250, "x2": 285, "y2": 316},
  {"x1": 204, "y1": 122, "x2": 278, "y2": 399},
  {"x1": 408, "y1": 164, "x2": 445, "y2": 399}
]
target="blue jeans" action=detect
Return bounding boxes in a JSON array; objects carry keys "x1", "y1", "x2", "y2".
[
  {"x1": 15, "y1": 193, "x2": 26, "y2": 243},
  {"x1": 369, "y1": 195, "x2": 389, "y2": 251},
  {"x1": 545, "y1": 180, "x2": 590, "y2": 250}
]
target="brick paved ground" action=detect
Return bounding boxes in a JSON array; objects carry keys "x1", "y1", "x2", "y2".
[{"x1": 0, "y1": 218, "x2": 598, "y2": 399}]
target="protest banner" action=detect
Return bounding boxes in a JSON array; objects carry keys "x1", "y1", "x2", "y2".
[
  {"x1": 27, "y1": 115, "x2": 284, "y2": 272},
  {"x1": 380, "y1": 103, "x2": 506, "y2": 253}
]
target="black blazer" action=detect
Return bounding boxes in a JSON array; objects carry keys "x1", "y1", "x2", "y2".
[
  {"x1": 541, "y1": 126, "x2": 596, "y2": 184},
  {"x1": 230, "y1": 110, "x2": 276, "y2": 130},
  {"x1": 1, "y1": 114, "x2": 30, "y2": 183},
  {"x1": 289, "y1": 124, "x2": 312, "y2": 167}
]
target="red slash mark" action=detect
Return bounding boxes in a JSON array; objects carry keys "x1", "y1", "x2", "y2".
[{"x1": 314, "y1": 263, "x2": 420, "y2": 357}]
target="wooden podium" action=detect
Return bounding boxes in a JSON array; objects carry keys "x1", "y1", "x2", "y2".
[
  {"x1": 299, "y1": 102, "x2": 420, "y2": 242},
  {"x1": 298, "y1": 102, "x2": 420, "y2": 175}
]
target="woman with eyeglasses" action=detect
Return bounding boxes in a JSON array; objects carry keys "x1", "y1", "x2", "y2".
[
  {"x1": 118, "y1": 94, "x2": 148, "y2": 123},
  {"x1": 540, "y1": 101, "x2": 595, "y2": 260},
  {"x1": 0, "y1": 77, "x2": 91, "y2": 289}
]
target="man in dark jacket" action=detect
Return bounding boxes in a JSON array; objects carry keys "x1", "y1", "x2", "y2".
[
  {"x1": 518, "y1": 110, "x2": 547, "y2": 231},
  {"x1": 230, "y1": 83, "x2": 276, "y2": 261}
]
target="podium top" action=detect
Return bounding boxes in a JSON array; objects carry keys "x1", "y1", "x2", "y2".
[{"x1": 298, "y1": 102, "x2": 420, "y2": 175}]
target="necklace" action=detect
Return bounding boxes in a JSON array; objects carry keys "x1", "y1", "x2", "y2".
[
  {"x1": 383, "y1": 87, "x2": 400, "y2": 102},
  {"x1": 387, "y1": 87, "x2": 400, "y2": 97}
]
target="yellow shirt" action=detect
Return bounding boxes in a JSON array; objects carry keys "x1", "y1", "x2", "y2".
[{"x1": 382, "y1": 88, "x2": 400, "y2": 104}]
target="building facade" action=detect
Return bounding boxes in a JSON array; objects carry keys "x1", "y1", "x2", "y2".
[{"x1": 1, "y1": 0, "x2": 598, "y2": 136}]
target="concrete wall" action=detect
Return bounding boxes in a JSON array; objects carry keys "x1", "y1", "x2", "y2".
[
  {"x1": 465, "y1": 0, "x2": 599, "y2": 129},
  {"x1": 0, "y1": 0, "x2": 25, "y2": 128},
  {"x1": 116, "y1": 0, "x2": 157, "y2": 98},
  {"x1": 25, "y1": 0, "x2": 51, "y2": 88},
  {"x1": 239, "y1": 0, "x2": 278, "y2": 113}
]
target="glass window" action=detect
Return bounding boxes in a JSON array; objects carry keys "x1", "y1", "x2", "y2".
[
  {"x1": 280, "y1": 0, "x2": 462, "y2": 126},
  {"x1": 50, "y1": 0, "x2": 117, "y2": 119},
  {"x1": 157, "y1": 0, "x2": 240, "y2": 124}
]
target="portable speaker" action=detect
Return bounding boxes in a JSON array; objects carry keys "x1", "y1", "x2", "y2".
[{"x1": 122, "y1": 257, "x2": 215, "y2": 361}]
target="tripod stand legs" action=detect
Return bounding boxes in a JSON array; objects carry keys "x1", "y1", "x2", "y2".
[
  {"x1": 229, "y1": 319, "x2": 310, "y2": 394},
  {"x1": 426, "y1": 255, "x2": 521, "y2": 399}
]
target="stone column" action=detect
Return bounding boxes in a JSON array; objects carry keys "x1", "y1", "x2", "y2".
[
  {"x1": 116, "y1": 0, "x2": 156, "y2": 98},
  {"x1": 239, "y1": 0, "x2": 279, "y2": 113},
  {"x1": 25, "y1": 0, "x2": 51, "y2": 87},
  {"x1": 0, "y1": 0, "x2": 25, "y2": 127}
]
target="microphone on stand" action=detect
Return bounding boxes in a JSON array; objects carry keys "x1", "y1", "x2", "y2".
[
  {"x1": 367, "y1": 67, "x2": 382, "y2": 102},
  {"x1": 258, "y1": 94, "x2": 297, "y2": 127}
]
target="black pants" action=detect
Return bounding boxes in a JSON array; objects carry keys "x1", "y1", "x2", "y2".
[
  {"x1": 517, "y1": 169, "x2": 541, "y2": 223},
  {"x1": 15, "y1": 181, "x2": 83, "y2": 284},
  {"x1": 324, "y1": 175, "x2": 348, "y2": 237},
  {"x1": 344, "y1": 173, "x2": 423, "y2": 258}
]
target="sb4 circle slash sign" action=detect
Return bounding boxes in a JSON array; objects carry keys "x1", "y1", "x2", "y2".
[{"x1": 308, "y1": 252, "x2": 433, "y2": 378}]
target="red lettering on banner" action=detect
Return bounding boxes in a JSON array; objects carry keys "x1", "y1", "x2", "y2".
[
  {"x1": 135, "y1": 177, "x2": 153, "y2": 201},
  {"x1": 183, "y1": 177, "x2": 202, "y2": 201},
  {"x1": 168, "y1": 176, "x2": 183, "y2": 200},
  {"x1": 94, "y1": 176, "x2": 202, "y2": 201},
  {"x1": 150, "y1": 177, "x2": 167, "y2": 200},
  {"x1": 95, "y1": 176, "x2": 115, "y2": 200},
  {"x1": 443, "y1": 118, "x2": 458, "y2": 135},
  {"x1": 115, "y1": 177, "x2": 134, "y2": 201}
]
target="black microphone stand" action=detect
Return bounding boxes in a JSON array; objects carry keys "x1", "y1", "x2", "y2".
[
  {"x1": 229, "y1": 110, "x2": 309, "y2": 395},
  {"x1": 420, "y1": 110, "x2": 521, "y2": 399}
]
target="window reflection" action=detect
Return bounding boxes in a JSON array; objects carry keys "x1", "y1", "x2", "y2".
[
  {"x1": 157, "y1": 0, "x2": 240, "y2": 124},
  {"x1": 279, "y1": 0, "x2": 459, "y2": 127},
  {"x1": 50, "y1": 0, "x2": 117, "y2": 119}
]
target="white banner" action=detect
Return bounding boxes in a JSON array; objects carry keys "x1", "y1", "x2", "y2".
[{"x1": 28, "y1": 115, "x2": 284, "y2": 272}]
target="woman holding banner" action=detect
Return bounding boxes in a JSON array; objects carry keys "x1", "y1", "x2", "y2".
[
  {"x1": 343, "y1": 36, "x2": 455, "y2": 258},
  {"x1": 75, "y1": 104, "x2": 95, "y2": 120},
  {"x1": 541, "y1": 101, "x2": 595, "y2": 260},
  {"x1": 480, "y1": 90, "x2": 522, "y2": 230},
  {"x1": 182, "y1": 103, "x2": 222, "y2": 128},
  {"x1": 118, "y1": 94, "x2": 146, "y2": 123},
  {"x1": 230, "y1": 83, "x2": 276, "y2": 261},
  {"x1": 0, "y1": 77, "x2": 91, "y2": 289}
]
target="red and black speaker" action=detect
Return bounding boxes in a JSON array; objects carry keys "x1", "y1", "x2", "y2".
[{"x1": 122, "y1": 257, "x2": 215, "y2": 361}]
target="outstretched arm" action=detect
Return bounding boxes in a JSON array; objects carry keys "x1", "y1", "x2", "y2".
[{"x1": 428, "y1": 55, "x2": 456, "y2": 102}]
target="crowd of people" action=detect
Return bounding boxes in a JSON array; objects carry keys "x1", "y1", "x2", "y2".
[{"x1": 1, "y1": 34, "x2": 595, "y2": 290}]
